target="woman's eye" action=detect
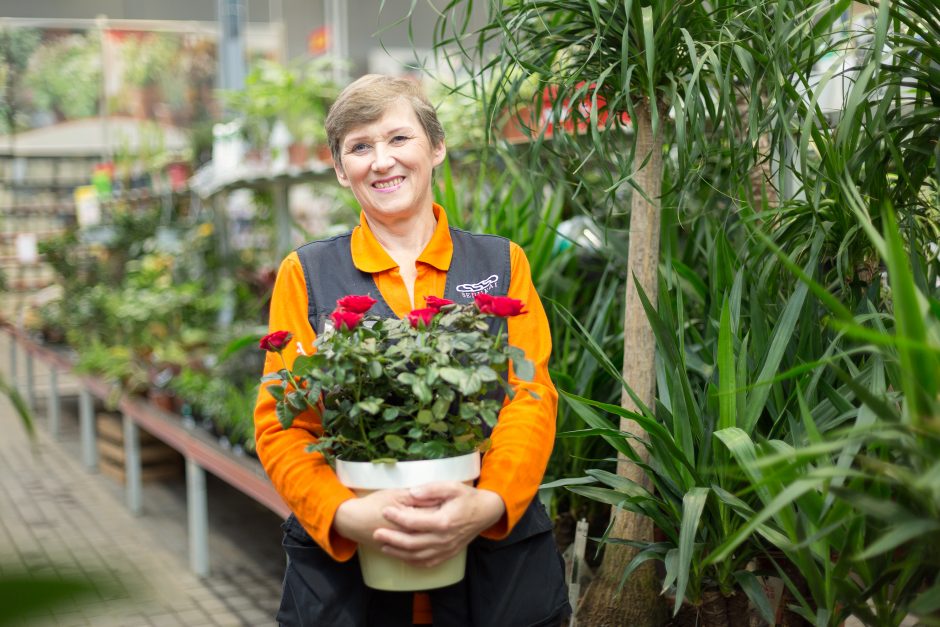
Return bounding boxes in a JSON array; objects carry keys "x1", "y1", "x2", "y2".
[
  {"x1": 350, "y1": 143, "x2": 369, "y2": 154},
  {"x1": 390, "y1": 135, "x2": 409, "y2": 144}
]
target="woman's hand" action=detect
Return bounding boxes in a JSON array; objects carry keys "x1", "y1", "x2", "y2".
[
  {"x1": 373, "y1": 483, "x2": 506, "y2": 568},
  {"x1": 332, "y1": 489, "x2": 415, "y2": 550}
]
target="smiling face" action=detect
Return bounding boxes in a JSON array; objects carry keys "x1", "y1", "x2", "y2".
[{"x1": 334, "y1": 98, "x2": 446, "y2": 226}]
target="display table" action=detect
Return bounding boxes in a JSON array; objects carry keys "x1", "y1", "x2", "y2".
[{"x1": 2, "y1": 322, "x2": 289, "y2": 577}]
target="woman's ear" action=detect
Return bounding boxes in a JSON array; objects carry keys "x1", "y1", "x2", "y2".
[
  {"x1": 334, "y1": 161, "x2": 350, "y2": 188},
  {"x1": 432, "y1": 141, "x2": 446, "y2": 168}
]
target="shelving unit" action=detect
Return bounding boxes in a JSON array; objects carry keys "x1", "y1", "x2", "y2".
[{"x1": 0, "y1": 154, "x2": 97, "y2": 321}]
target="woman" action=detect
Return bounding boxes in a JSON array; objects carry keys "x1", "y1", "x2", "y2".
[{"x1": 254, "y1": 74, "x2": 570, "y2": 626}]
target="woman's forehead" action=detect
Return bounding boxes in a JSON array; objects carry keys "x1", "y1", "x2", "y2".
[{"x1": 342, "y1": 100, "x2": 422, "y2": 143}]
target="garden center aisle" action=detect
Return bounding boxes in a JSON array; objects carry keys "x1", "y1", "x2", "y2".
[{"x1": 0, "y1": 333, "x2": 283, "y2": 626}]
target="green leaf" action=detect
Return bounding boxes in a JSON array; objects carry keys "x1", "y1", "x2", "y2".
[
  {"x1": 416, "y1": 409, "x2": 433, "y2": 425},
  {"x1": 512, "y1": 355, "x2": 535, "y2": 382},
  {"x1": 287, "y1": 390, "x2": 307, "y2": 411},
  {"x1": 568, "y1": 485, "x2": 630, "y2": 509},
  {"x1": 909, "y1": 580, "x2": 940, "y2": 616},
  {"x1": 384, "y1": 434, "x2": 406, "y2": 451},
  {"x1": 540, "y1": 476, "x2": 597, "y2": 490},
  {"x1": 675, "y1": 487, "x2": 709, "y2": 614},
  {"x1": 586, "y1": 469, "x2": 650, "y2": 499},
  {"x1": 368, "y1": 360, "x2": 382, "y2": 379},
  {"x1": 275, "y1": 401, "x2": 295, "y2": 429},
  {"x1": 356, "y1": 398, "x2": 382, "y2": 415},
  {"x1": 412, "y1": 378, "x2": 433, "y2": 404},
  {"x1": 734, "y1": 571, "x2": 775, "y2": 625},
  {"x1": 717, "y1": 296, "x2": 736, "y2": 431},
  {"x1": 266, "y1": 384, "x2": 285, "y2": 402},
  {"x1": 438, "y1": 367, "x2": 467, "y2": 388},
  {"x1": 432, "y1": 396, "x2": 450, "y2": 419},
  {"x1": 855, "y1": 519, "x2": 940, "y2": 560}
]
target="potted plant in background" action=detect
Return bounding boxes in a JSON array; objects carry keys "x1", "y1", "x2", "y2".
[
  {"x1": 222, "y1": 58, "x2": 341, "y2": 167},
  {"x1": 260, "y1": 293, "x2": 535, "y2": 591}
]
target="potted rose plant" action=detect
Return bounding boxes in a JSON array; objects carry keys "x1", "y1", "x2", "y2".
[{"x1": 259, "y1": 293, "x2": 534, "y2": 590}]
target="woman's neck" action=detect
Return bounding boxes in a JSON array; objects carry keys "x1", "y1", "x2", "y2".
[
  {"x1": 365, "y1": 209, "x2": 437, "y2": 260},
  {"x1": 365, "y1": 208, "x2": 437, "y2": 309}
]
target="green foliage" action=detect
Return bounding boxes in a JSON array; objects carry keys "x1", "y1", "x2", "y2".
[
  {"x1": 24, "y1": 32, "x2": 101, "y2": 120},
  {"x1": 707, "y1": 199, "x2": 940, "y2": 626},
  {"x1": 222, "y1": 57, "x2": 342, "y2": 147},
  {"x1": 267, "y1": 302, "x2": 533, "y2": 462},
  {"x1": 0, "y1": 572, "x2": 104, "y2": 627},
  {"x1": 120, "y1": 33, "x2": 180, "y2": 88},
  {"x1": 0, "y1": 27, "x2": 41, "y2": 132}
]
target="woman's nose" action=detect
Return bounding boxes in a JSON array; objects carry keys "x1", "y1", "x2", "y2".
[{"x1": 371, "y1": 143, "x2": 395, "y2": 171}]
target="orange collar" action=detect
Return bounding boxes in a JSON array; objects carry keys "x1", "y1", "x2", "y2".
[{"x1": 350, "y1": 204, "x2": 453, "y2": 273}]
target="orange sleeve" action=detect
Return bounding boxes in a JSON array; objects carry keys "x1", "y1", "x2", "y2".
[
  {"x1": 476, "y1": 242, "x2": 558, "y2": 539},
  {"x1": 253, "y1": 252, "x2": 358, "y2": 561}
]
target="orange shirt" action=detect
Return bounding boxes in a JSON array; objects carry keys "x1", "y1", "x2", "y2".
[{"x1": 253, "y1": 204, "x2": 558, "y2": 619}]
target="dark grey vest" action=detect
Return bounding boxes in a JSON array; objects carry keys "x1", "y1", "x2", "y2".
[{"x1": 296, "y1": 227, "x2": 512, "y2": 335}]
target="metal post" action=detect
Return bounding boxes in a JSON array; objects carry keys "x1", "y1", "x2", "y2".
[
  {"x1": 24, "y1": 350, "x2": 35, "y2": 412},
  {"x1": 325, "y1": 0, "x2": 349, "y2": 84},
  {"x1": 79, "y1": 389, "x2": 98, "y2": 471},
  {"x1": 8, "y1": 336, "x2": 17, "y2": 390},
  {"x1": 186, "y1": 458, "x2": 210, "y2": 576},
  {"x1": 217, "y1": 0, "x2": 247, "y2": 93},
  {"x1": 123, "y1": 413, "x2": 142, "y2": 515},
  {"x1": 273, "y1": 180, "x2": 291, "y2": 257},
  {"x1": 47, "y1": 367, "x2": 60, "y2": 439}
]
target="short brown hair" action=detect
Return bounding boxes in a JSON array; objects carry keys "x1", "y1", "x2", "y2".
[{"x1": 325, "y1": 74, "x2": 445, "y2": 166}]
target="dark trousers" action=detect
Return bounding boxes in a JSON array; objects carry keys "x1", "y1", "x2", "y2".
[{"x1": 276, "y1": 501, "x2": 571, "y2": 627}]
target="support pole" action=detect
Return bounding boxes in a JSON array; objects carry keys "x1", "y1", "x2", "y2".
[
  {"x1": 123, "y1": 412, "x2": 142, "y2": 515},
  {"x1": 47, "y1": 367, "x2": 60, "y2": 439},
  {"x1": 186, "y1": 458, "x2": 210, "y2": 577},
  {"x1": 24, "y1": 350, "x2": 35, "y2": 412},
  {"x1": 272, "y1": 180, "x2": 291, "y2": 257},
  {"x1": 79, "y1": 389, "x2": 97, "y2": 471},
  {"x1": 8, "y1": 336, "x2": 17, "y2": 389}
]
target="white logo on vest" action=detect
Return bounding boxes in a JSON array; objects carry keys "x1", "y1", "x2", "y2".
[{"x1": 456, "y1": 274, "x2": 499, "y2": 298}]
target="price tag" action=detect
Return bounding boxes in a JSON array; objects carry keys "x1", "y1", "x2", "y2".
[
  {"x1": 15, "y1": 233, "x2": 39, "y2": 264},
  {"x1": 74, "y1": 185, "x2": 102, "y2": 227}
]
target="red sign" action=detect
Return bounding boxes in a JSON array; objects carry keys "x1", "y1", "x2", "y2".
[
  {"x1": 308, "y1": 26, "x2": 330, "y2": 56},
  {"x1": 504, "y1": 83, "x2": 630, "y2": 143}
]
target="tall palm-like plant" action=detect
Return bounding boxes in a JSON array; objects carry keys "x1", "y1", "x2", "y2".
[{"x1": 417, "y1": 0, "x2": 846, "y2": 620}]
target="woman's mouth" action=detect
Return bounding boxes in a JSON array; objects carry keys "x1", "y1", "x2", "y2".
[{"x1": 373, "y1": 176, "x2": 405, "y2": 191}]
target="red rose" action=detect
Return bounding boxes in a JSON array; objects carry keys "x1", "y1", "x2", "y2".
[
  {"x1": 474, "y1": 294, "x2": 494, "y2": 310},
  {"x1": 259, "y1": 330, "x2": 293, "y2": 352},
  {"x1": 331, "y1": 308, "x2": 364, "y2": 331},
  {"x1": 336, "y1": 294, "x2": 377, "y2": 314},
  {"x1": 424, "y1": 296, "x2": 455, "y2": 311},
  {"x1": 475, "y1": 294, "x2": 526, "y2": 317},
  {"x1": 408, "y1": 307, "x2": 438, "y2": 329}
]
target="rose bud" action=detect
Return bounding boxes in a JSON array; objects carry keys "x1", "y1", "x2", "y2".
[
  {"x1": 259, "y1": 330, "x2": 293, "y2": 352},
  {"x1": 408, "y1": 308, "x2": 438, "y2": 329},
  {"x1": 425, "y1": 296, "x2": 455, "y2": 312}
]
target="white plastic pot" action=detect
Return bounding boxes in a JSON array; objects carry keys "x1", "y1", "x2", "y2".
[{"x1": 335, "y1": 452, "x2": 481, "y2": 591}]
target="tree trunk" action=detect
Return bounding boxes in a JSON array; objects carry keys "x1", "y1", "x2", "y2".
[{"x1": 576, "y1": 100, "x2": 665, "y2": 626}]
